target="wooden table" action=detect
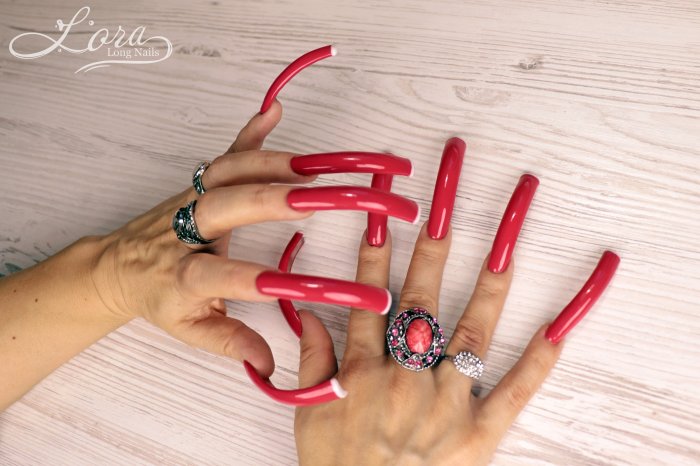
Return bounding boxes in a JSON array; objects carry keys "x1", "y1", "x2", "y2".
[{"x1": 1, "y1": 0, "x2": 698, "y2": 464}]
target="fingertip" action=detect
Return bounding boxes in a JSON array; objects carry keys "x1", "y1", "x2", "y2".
[{"x1": 239, "y1": 330, "x2": 275, "y2": 378}]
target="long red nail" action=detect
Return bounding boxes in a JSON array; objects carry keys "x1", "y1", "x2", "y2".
[
  {"x1": 260, "y1": 45, "x2": 336, "y2": 114},
  {"x1": 257, "y1": 271, "x2": 392, "y2": 314},
  {"x1": 545, "y1": 251, "x2": 620, "y2": 344},
  {"x1": 287, "y1": 186, "x2": 420, "y2": 224},
  {"x1": 427, "y1": 137, "x2": 466, "y2": 240},
  {"x1": 277, "y1": 231, "x2": 305, "y2": 338},
  {"x1": 291, "y1": 152, "x2": 412, "y2": 176},
  {"x1": 244, "y1": 361, "x2": 346, "y2": 406},
  {"x1": 367, "y1": 174, "x2": 394, "y2": 247},
  {"x1": 488, "y1": 174, "x2": 539, "y2": 273}
]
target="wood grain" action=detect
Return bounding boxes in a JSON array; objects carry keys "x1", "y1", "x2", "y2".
[{"x1": 1, "y1": 0, "x2": 698, "y2": 464}]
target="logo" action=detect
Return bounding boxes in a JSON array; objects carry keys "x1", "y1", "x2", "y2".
[{"x1": 8, "y1": 6, "x2": 172, "y2": 73}]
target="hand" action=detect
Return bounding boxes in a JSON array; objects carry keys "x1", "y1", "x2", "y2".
[{"x1": 89, "y1": 101, "x2": 317, "y2": 375}]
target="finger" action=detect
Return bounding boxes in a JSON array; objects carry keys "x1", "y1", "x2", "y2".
[
  {"x1": 398, "y1": 223, "x2": 452, "y2": 317},
  {"x1": 444, "y1": 255, "x2": 513, "y2": 360},
  {"x1": 298, "y1": 310, "x2": 338, "y2": 388},
  {"x1": 228, "y1": 99, "x2": 282, "y2": 153},
  {"x1": 195, "y1": 185, "x2": 420, "y2": 240},
  {"x1": 344, "y1": 229, "x2": 392, "y2": 362},
  {"x1": 176, "y1": 254, "x2": 276, "y2": 302},
  {"x1": 170, "y1": 313, "x2": 275, "y2": 377},
  {"x1": 194, "y1": 184, "x2": 313, "y2": 239},
  {"x1": 477, "y1": 326, "x2": 563, "y2": 438},
  {"x1": 202, "y1": 150, "x2": 316, "y2": 190}
]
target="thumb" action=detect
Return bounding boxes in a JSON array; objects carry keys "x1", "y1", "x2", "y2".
[
  {"x1": 228, "y1": 99, "x2": 283, "y2": 153},
  {"x1": 298, "y1": 310, "x2": 338, "y2": 388},
  {"x1": 170, "y1": 314, "x2": 275, "y2": 378}
]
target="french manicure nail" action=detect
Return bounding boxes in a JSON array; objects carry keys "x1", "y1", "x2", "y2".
[
  {"x1": 291, "y1": 152, "x2": 412, "y2": 177},
  {"x1": 545, "y1": 251, "x2": 620, "y2": 344},
  {"x1": 287, "y1": 186, "x2": 420, "y2": 224},
  {"x1": 277, "y1": 231, "x2": 305, "y2": 338},
  {"x1": 367, "y1": 174, "x2": 394, "y2": 247},
  {"x1": 260, "y1": 45, "x2": 336, "y2": 114},
  {"x1": 244, "y1": 361, "x2": 347, "y2": 406},
  {"x1": 256, "y1": 271, "x2": 392, "y2": 314},
  {"x1": 427, "y1": 137, "x2": 466, "y2": 240},
  {"x1": 488, "y1": 174, "x2": 539, "y2": 273}
]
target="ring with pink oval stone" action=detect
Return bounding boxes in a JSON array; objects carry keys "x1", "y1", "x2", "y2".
[{"x1": 386, "y1": 307, "x2": 446, "y2": 371}]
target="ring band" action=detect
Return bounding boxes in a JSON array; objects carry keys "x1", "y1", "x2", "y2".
[
  {"x1": 172, "y1": 200, "x2": 215, "y2": 245},
  {"x1": 443, "y1": 351, "x2": 484, "y2": 380},
  {"x1": 387, "y1": 307, "x2": 445, "y2": 372},
  {"x1": 192, "y1": 161, "x2": 210, "y2": 195}
]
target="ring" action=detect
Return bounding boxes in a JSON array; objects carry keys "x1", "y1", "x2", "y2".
[
  {"x1": 387, "y1": 307, "x2": 445, "y2": 371},
  {"x1": 192, "y1": 161, "x2": 210, "y2": 195},
  {"x1": 443, "y1": 351, "x2": 485, "y2": 380},
  {"x1": 172, "y1": 200, "x2": 215, "y2": 245}
]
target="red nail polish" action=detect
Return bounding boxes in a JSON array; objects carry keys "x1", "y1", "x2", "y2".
[
  {"x1": 367, "y1": 174, "x2": 394, "y2": 247},
  {"x1": 256, "y1": 271, "x2": 392, "y2": 314},
  {"x1": 427, "y1": 137, "x2": 466, "y2": 240},
  {"x1": 287, "y1": 186, "x2": 420, "y2": 224},
  {"x1": 488, "y1": 174, "x2": 539, "y2": 273},
  {"x1": 244, "y1": 361, "x2": 347, "y2": 406},
  {"x1": 545, "y1": 251, "x2": 620, "y2": 344},
  {"x1": 277, "y1": 231, "x2": 305, "y2": 338},
  {"x1": 260, "y1": 45, "x2": 336, "y2": 114},
  {"x1": 291, "y1": 152, "x2": 412, "y2": 176}
]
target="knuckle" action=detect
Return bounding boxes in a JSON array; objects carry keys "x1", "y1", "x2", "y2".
[
  {"x1": 176, "y1": 254, "x2": 201, "y2": 293},
  {"x1": 503, "y1": 382, "x2": 534, "y2": 411},
  {"x1": 399, "y1": 289, "x2": 437, "y2": 312},
  {"x1": 452, "y1": 319, "x2": 487, "y2": 353},
  {"x1": 411, "y1": 244, "x2": 445, "y2": 266},
  {"x1": 474, "y1": 277, "x2": 508, "y2": 301},
  {"x1": 250, "y1": 184, "x2": 274, "y2": 210}
]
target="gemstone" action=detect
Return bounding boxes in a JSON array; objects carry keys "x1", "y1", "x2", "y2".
[
  {"x1": 391, "y1": 328, "x2": 398, "y2": 336},
  {"x1": 391, "y1": 339, "x2": 398, "y2": 346},
  {"x1": 435, "y1": 347, "x2": 442, "y2": 355},
  {"x1": 426, "y1": 355, "x2": 434, "y2": 363},
  {"x1": 405, "y1": 318, "x2": 433, "y2": 354}
]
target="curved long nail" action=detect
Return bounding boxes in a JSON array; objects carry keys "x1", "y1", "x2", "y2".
[
  {"x1": 545, "y1": 251, "x2": 620, "y2": 344},
  {"x1": 260, "y1": 45, "x2": 336, "y2": 114},
  {"x1": 256, "y1": 271, "x2": 392, "y2": 314},
  {"x1": 367, "y1": 174, "x2": 394, "y2": 247},
  {"x1": 488, "y1": 174, "x2": 539, "y2": 273},
  {"x1": 287, "y1": 186, "x2": 420, "y2": 224},
  {"x1": 427, "y1": 137, "x2": 466, "y2": 240},
  {"x1": 244, "y1": 361, "x2": 347, "y2": 406},
  {"x1": 291, "y1": 152, "x2": 412, "y2": 177},
  {"x1": 277, "y1": 231, "x2": 305, "y2": 338}
]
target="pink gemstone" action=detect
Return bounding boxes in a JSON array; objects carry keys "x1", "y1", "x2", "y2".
[
  {"x1": 426, "y1": 356, "x2": 434, "y2": 363},
  {"x1": 405, "y1": 319, "x2": 433, "y2": 354},
  {"x1": 391, "y1": 328, "x2": 399, "y2": 336},
  {"x1": 396, "y1": 351, "x2": 404, "y2": 358},
  {"x1": 438, "y1": 328, "x2": 444, "y2": 335},
  {"x1": 391, "y1": 339, "x2": 398, "y2": 346},
  {"x1": 435, "y1": 347, "x2": 442, "y2": 355}
]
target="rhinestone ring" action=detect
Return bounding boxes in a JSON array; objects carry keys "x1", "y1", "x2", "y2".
[
  {"x1": 443, "y1": 351, "x2": 485, "y2": 380},
  {"x1": 192, "y1": 161, "x2": 210, "y2": 195},
  {"x1": 387, "y1": 307, "x2": 446, "y2": 372},
  {"x1": 172, "y1": 200, "x2": 214, "y2": 245}
]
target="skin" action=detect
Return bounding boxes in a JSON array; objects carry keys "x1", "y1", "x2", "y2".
[
  {"x1": 1, "y1": 100, "x2": 565, "y2": 465},
  {"x1": 0, "y1": 100, "x2": 321, "y2": 409},
  {"x1": 295, "y1": 227, "x2": 565, "y2": 465}
]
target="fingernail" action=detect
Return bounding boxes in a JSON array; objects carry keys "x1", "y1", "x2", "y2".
[
  {"x1": 291, "y1": 152, "x2": 412, "y2": 176},
  {"x1": 488, "y1": 174, "x2": 539, "y2": 273},
  {"x1": 277, "y1": 231, "x2": 305, "y2": 338},
  {"x1": 545, "y1": 251, "x2": 620, "y2": 344},
  {"x1": 287, "y1": 186, "x2": 420, "y2": 224},
  {"x1": 367, "y1": 174, "x2": 394, "y2": 247},
  {"x1": 427, "y1": 137, "x2": 466, "y2": 240},
  {"x1": 256, "y1": 271, "x2": 392, "y2": 314},
  {"x1": 244, "y1": 361, "x2": 347, "y2": 406},
  {"x1": 260, "y1": 45, "x2": 336, "y2": 114}
]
